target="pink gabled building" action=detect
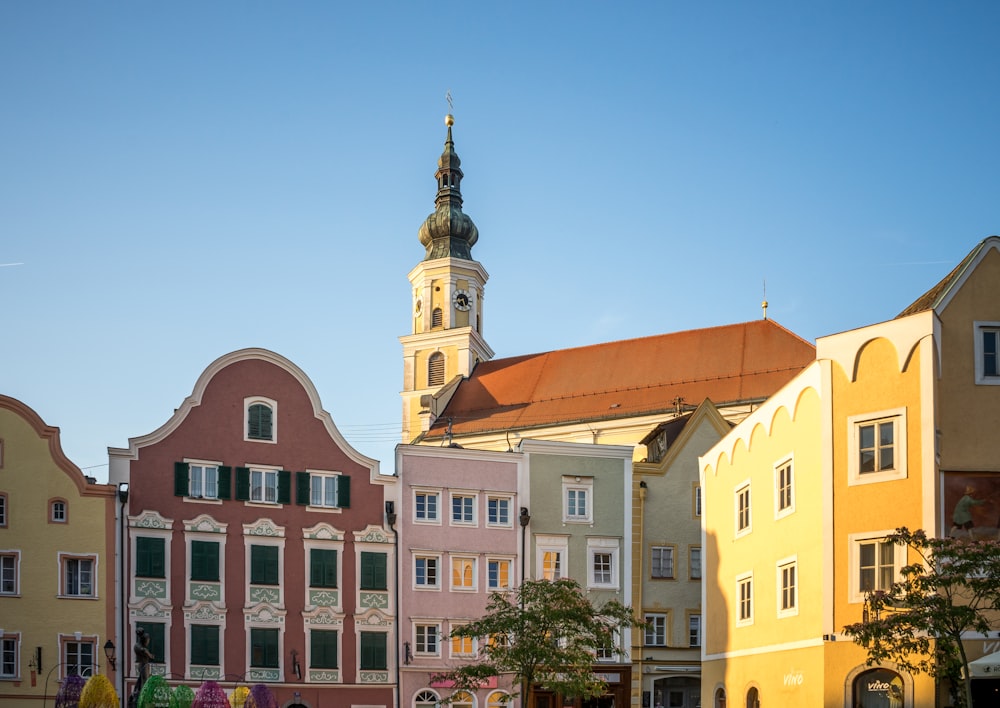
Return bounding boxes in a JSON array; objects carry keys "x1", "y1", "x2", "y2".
[
  {"x1": 395, "y1": 444, "x2": 524, "y2": 708},
  {"x1": 108, "y1": 348, "x2": 396, "y2": 708}
]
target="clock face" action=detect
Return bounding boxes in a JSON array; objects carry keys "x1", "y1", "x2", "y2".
[{"x1": 453, "y1": 289, "x2": 471, "y2": 311}]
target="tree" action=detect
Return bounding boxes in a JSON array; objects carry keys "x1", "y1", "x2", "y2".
[
  {"x1": 843, "y1": 527, "x2": 1000, "y2": 708},
  {"x1": 432, "y1": 578, "x2": 642, "y2": 705}
]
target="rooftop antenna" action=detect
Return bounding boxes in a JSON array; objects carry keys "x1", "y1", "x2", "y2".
[{"x1": 761, "y1": 278, "x2": 769, "y2": 320}]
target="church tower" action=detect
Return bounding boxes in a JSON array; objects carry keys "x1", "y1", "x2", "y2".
[{"x1": 400, "y1": 115, "x2": 494, "y2": 443}]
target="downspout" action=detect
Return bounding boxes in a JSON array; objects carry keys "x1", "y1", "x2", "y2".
[
  {"x1": 518, "y1": 507, "x2": 531, "y2": 708},
  {"x1": 117, "y1": 482, "x2": 130, "y2": 704},
  {"x1": 385, "y1": 501, "x2": 399, "y2": 708}
]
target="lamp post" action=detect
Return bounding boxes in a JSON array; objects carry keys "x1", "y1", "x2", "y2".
[{"x1": 104, "y1": 640, "x2": 116, "y2": 671}]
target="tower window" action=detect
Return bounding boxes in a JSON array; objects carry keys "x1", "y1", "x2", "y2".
[
  {"x1": 431, "y1": 308, "x2": 443, "y2": 328},
  {"x1": 428, "y1": 353, "x2": 445, "y2": 387}
]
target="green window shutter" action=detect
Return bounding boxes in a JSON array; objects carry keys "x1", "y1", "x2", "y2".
[
  {"x1": 191, "y1": 541, "x2": 220, "y2": 582},
  {"x1": 360, "y1": 552, "x2": 387, "y2": 591},
  {"x1": 248, "y1": 404, "x2": 273, "y2": 440},
  {"x1": 310, "y1": 549, "x2": 338, "y2": 588},
  {"x1": 250, "y1": 628, "x2": 279, "y2": 667},
  {"x1": 218, "y1": 466, "x2": 232, "y2": 499},
  {"x1": 278, "y1": 470, "x2": 291, "y2": 505},
  {"x1": 360, "y1": 632, "x2": 387, "y2": 670},
  {"x1": 236, "y1": 467, "x2": 251, "y2": 501},
  {"x1": 310, "y1": 630, "x2": 338, "y2": 669},
  {"x1": 337, "y1": 475, "x2": 351, "y2": 508},
  {"x1": 137, "y1": 622, "x2": 165, "y2": 663},
  {"x1": 174, "y1": 462, "x2": 190, "y2": 497},
  {"x1": 136, "y1": 537, "x2": 165, "y2": 578},
  {"x1": 191, "y1": 625, "x2": 220, "y2": 665},
  {"x1": 251, "y1": 545, "x2": 279, "y2": 585},
  {"x1": 296, "y1": 472, "x2": 311, "y2": 505}
]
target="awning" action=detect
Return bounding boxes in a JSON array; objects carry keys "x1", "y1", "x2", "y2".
[{"x1": 970, "y1": 650, "x2": 1000, "y2": 678}]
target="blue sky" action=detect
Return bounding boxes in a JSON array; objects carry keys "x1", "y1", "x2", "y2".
[{"x1": 2, "y1": 2, "x2": 998, "y2": 479}]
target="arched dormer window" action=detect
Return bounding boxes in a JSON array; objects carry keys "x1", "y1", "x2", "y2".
[
  {"x1": 245, "y1": 397, "x2": 277, "y2": 443},
  {"x1": 50, "y1": 499, "x2": 68, "y2": 523},
  {"x1": 428, "y1": 353, "x2": 445, "y2": 387},
  {"x1": 431, "y1": 308, "x2": 443, "y2": 328}
]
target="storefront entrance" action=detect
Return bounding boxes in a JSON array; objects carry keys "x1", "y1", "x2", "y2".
[
  {"x1": 852, "y1": 668, "x2": 904, "y2": 708},
  {"x1": 652, "y1": 676, "x2": 700, "y2": 708}
]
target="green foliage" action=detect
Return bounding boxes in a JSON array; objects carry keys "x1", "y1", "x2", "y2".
[
  {"x1": 843, "y1": 527, "x2": 1000, "y2": 708},
  {"x1": 432, "y1": 578, "x2": 641, "y2": 703},
  {"x1": 169, "y1": 684, "x2": 196, "y2": 708}
]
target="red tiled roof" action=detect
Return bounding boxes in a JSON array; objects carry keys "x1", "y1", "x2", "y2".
[{"x1": 424, "y1": 319, "x2": 815, "y2": 440}]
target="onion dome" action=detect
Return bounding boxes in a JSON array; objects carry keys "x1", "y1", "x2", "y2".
[{"x1": 418, "y1": 114, "x2": 479, "y2": 260}]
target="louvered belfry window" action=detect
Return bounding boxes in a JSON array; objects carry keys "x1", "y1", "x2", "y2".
[
  {"x1": 431, "y1": 308, "x2": 443, "y2": 328},
  {"x1": 428, "y1": 352, "x2": 445, "y2": 386}
]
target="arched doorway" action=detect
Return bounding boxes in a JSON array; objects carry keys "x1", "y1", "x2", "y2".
[
  {"x1": 714, "y1": 687, "x2": 726, "y2": 708},
  {"x1": 852, "y1": 668, "x2": 904, "y2": 708},
  {"x1": 745, "y1": 687, "x2": 758, "y2": 708}
]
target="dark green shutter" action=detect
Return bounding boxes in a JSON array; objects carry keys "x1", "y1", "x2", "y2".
[
  {"x1": 310, "y1": 549, "x2": 338, "y2": 588},
  {"x1": 191, "y1": 625, "x2": 220, "y2": 665},
  {"x1": 136, "y1": 537, "x2": 165, "y2": 578},
  {"x1": 191, "y1": 540, "x2": 220, "y2": 582},
  {"x1": 360, "y1": 552, "x2": 387, "y2": 591},
  {"x1": 251, "y1": 545, "x2": 279, "y2": 585},
  {"x1": 236, "y1": 467, "x2": 251, "y2": 501},
  {"x1": 337, "y1": 475, "x2": 350, "y2": 508},
  {"x1": 137, "y1": 622, "x2": 165, "y2": 663},
  {"x1": 360, "y1": 632, "x2": 386, "y2": 670},
  {"x1": 296, "y1": 472, "x2": 311, "y2": 505},
  {"x1": 250, "y1": 628, "x2": 279, "y2": 667},
  {"x1": 310, "y1": 630, "x2": 338, "y2": 669},
  {"x1": 277, "y1": 470, "x2": 291, "y2": 505},
  {"x1": 174, "y1": 462, "x2": 190, "y2": 497},
  {"x1": 218, "y1": 466, "x2": 232, "y2": 499}
]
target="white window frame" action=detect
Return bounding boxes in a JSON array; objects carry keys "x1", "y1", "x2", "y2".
[
  {"x1": 486, "y1": 496, "x2": 512, "y2": 527},
  {"x1": 736, "y1": 572, "x2": 754, "y2": 627},
  {"x1": 644, "y1": 613, "x2": 667, "y2": 646},
  {"x1": 51, "y1": 499, "x2": 67, "y2": 523},
  {"x1": 536, "y1": 535, "x2": 568, "y2": 581},
  {"x1": 847, "y1": 408, "x2": 907, "y2": 486},
  {"x1": 0, "y1": 633, "x2": 18, "y2": 678},
  {"x1": 187, "y1": 460, "x2": 221, "y2": 500},
  {"x1": 689, "y1": 546, "x2": 702, "y2": 580},
  {"x1": 414, "y1": 554, "x2": 441, "y2": 590},
  {"x1": 413, "y1": 490, "x2": 441, "y2": 524},
  {"x1": 562, "y1": 476, "x2": 594, "y2": 524},
  {"x1": 451, "y1": 556, "x2": 478, "y2": 592},
  {"x1": 249, "y1": 465, "x2": 281, "y2": 504},
  {"x1": 59, "y1": 554, "x2": 97, "y2": 598},
  {"x1": 450, "y1": 493, "x2": 477, "y2": 527},
  {"x1": 62, "y1": 635, "x2": 96, "y2": 678},
  {"x1": 974, "y1": 321, "x2": 1000, "y2": 385},
  {"x1": 1, "y1": 551, "x2": 20, "y2": 595},
  {"x1": 487, "y1": 557, "x2": 513, "y2": 591},
  {"x1": 416, "y1": 689, "x2": 442, "y2": 708},
  {"x1": 308, "y1": 471, "x2": 342, "y2": 509},
  {"x1": 587, "y1": 538, "x2": 620, "y2": 590},
  {"x1": 244, "y1": 396, "x2": 277, "y2": 444},
  {"x1": 734, "y1": 481, "x2": 752, "y2": 537},
  {"x1": 849, "y1": 531, "x2": 904, "y2": 603},
  {"x1": 449, "y1": 624, "x2": 476, "y2": 658},
  {"x1": 595, "y1": 629, "x2": 618, "y2": 662},
  {"x1": 651, "y1": 545, "x2": 675, "y2": 579},
  {"x1": 774, "y1": 456, "x2": 795, "y2": 519},
  {"x1": 688, "y1": 613, "x2": 701, "y2": 648},
  {"x1": 777, "y1": 556, "x2": 798, "y2": 618},
  {"x1": 414, "y1": 622, "x2": 441, "y2": 656}
]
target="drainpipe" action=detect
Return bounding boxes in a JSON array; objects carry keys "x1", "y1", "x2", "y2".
[
  {"x1": 385, "y1": 501, "x2": 399, "y2": 708},
  {"x1": 117, "y1": 482, "x2": 130, "y2": 704},
  {"x1": 518, "y1": 507, "x2": 530, "y2": 708}
]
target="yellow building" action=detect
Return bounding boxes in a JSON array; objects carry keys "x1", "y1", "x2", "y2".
[
  {"x1": 700, "y1": 236, "x2": 1000, "y2": 708},
  {"x1": 0, "y1": 395, "x2": 119, "y2": 708}
]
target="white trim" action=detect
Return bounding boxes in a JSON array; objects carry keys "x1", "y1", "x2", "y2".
[
  {"x1": 449, "y1": 492, "x2": 478, "y2": 527},
  {"x1": 450, "y1": 555, "x2": 478, "y2": 592},
  {"x1": 412, "y1": 489, "x2": 442, "y2": 525},
  {"x1": 773, "y1": 455, "x2": 795, "y2": 520},
  {"x1": 702, "y1": 636, "x2": 823, "y2": 661},
  {"x1": 847, "y1": 530, "x2": 903, "y2": 603},
  {"x1": 562, "y1": 476, "x2": 594, "y2": 524},
  {"x1": 735, "y1": 572, "x2": 754, "y2": 627},
  {"x1": 413, "y1": 553, "x2": 442, "y2": 591},
  {"x1": 535, "y1": 534, "x2": 569, "y2": 581},
  {"x1": 587, "y1": 537, "x2": 620, "y2": 590},
  {"x1": 734, "y1": 480, "x2": 752, "y2": 538},
  {"x1": 847, "y1": 408, "x2": 908, "y2": 485},
  {"x1": 776, "y1": 555, "x2": 798, "y2": 618},
  {"x1": 973, "y1": 321, "x2": 1000, "y2": 385}
]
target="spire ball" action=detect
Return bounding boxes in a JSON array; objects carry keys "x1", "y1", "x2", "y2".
[{"x1": 445, "y1": 114, "x2": 454, "y2": 127}]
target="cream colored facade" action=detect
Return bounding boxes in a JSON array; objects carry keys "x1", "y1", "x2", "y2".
[
  {"x1": 699, "y1": 237, "x2": 1000, "y2": 708},
  {"x1": 400, "y1": 256, "x2": 493, "y2": 443},
  {"x1": 0, "y1": 396, "x2": 118, "y2": 708},
  {"x1": 632, "y1": 400, "x2": 731, "y2": 708}
]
